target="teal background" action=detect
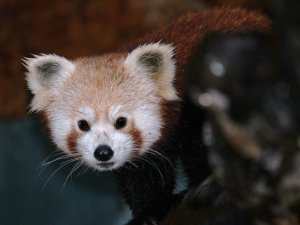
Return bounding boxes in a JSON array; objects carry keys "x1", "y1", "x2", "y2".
[{"x1": 0, "y1": 118, "x2": 131, "y2": 225}]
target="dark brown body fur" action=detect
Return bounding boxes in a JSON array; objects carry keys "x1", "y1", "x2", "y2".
[{"x1": 113, "y1": 8, "x2": 271, "y2": 225}]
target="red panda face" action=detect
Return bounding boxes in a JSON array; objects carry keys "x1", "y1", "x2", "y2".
[{"x1": 24, "y1": 43, "x2": 177, "y2": 170}]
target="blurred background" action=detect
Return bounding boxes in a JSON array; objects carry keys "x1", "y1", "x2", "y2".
[{"x1": 0, "y1": 0, "x2": 299, "y2": 225}]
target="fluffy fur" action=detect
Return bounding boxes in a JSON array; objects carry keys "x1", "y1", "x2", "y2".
[{"x1": 24, "y1": 8, "x2": 271, "y2": 225}]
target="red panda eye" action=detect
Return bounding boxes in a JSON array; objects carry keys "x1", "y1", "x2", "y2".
[
  {"x1": 115, "y1": 117, "x2": 127, "y2": 129},
  {"x1": 78, "y1": 120, "x2": 90, "y2": 132}
]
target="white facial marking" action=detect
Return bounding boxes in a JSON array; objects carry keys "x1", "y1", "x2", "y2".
[
  {"x1": 49, "y1": 111, "x2": 72, "y2": 153},
  {"x1": 77, "y1": 121, "x2": 134, "y2": 171},
  {"x1": 134, "y1": 104, "x2": 161, "y2": 153},
  {"x1": 77, "y1": 106, "x2": 95, "y2": 122},
  {"x1": 108, "y1": 104, "x2": 122, "y2": 122}
]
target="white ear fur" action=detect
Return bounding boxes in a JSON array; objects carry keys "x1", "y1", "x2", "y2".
[
  {"x1": 23, "y1": 54, "x2": 75, "y2": 111},
  {"x1": 124, "y1": 43, "x2": 178, "y2": 101}
]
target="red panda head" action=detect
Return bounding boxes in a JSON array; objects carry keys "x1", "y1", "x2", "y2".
[{"x1": 25, "y1": 43, "x2": 178, "y2": 170}]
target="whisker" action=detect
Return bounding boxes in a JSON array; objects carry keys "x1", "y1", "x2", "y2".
[
  {"x1": 38, "y1": 150, "x2": 65, "y2": 169},
  {"x1": 127, "y1": 161, "x2": 138, "y2": 168},
  {"x1": 62, "y1": 161, "x2": 82, "y2": 188},
  {"x1": 77, "y1": 163, "x2": 90, "y2": 177},
  {"x1": 150, "y1": 149, "x2": 176, "y2": 174},
  {"x1": 40, "y1": 155, "x2": 72, "y2": 167},
  {"x1": 139, "y1": 157, "x2": 165, "y2": 186},
  {"x1": 149, "y1": 148, "x2": 175, "y2": 168},
  {"x1": 150, "y1": 149, "x2": 175, "y2": 174},
  {"x1": 41, "y1": 158, "x2": 79, "y2": 191},
  {"x1": 146, "y1": 150, "x2": 168, "y2": 172},
  {"x1": 37, "y1": 156, "x2": 72, "y2": 178},
  {"x1": 119, "y1": 164, "x2": 131, "y2": 170}
]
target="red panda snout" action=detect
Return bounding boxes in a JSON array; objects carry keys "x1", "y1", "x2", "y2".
[{"x1": 94, "y1": 145, "x2": 114, "y2": 162}]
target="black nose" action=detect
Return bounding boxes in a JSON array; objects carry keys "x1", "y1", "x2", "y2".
[{"x1": 94, "y1": 145, "x2": 114, "y2": 162}]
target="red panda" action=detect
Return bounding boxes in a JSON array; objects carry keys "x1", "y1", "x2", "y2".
[{"x1": 24, "y1": 8, "x2": 270, "y2": 225}]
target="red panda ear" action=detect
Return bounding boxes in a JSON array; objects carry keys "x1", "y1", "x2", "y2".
[
  {"x1": 124, "y1": 43, "x2": 179, "y2": 101},
  {"x1": 23, "y1": 54, "x2": 75, "y2": 111}
]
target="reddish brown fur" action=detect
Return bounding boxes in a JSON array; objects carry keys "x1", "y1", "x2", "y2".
[
  {"x1": 67, "y1": 129, "x2": 79, "y2": 154},
  {"x1": 130, "y1": 124, "x2": 143, "y2": 151},
  {"x1": 121, "y1": 8, "x2": 271, "y2": 97},
  {"x1": 120, "y1": 8, "x2": 271, "y2": 145},
  {"x1": 153, "y1": 100, "x2": 182, "y2": 149}
]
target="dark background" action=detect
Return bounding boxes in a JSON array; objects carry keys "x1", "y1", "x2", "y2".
[{"x1": 0, "y1": 0, "x2": 280, "y2": 225}]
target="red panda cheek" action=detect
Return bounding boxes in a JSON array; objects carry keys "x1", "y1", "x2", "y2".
[
  {"x1": 67, "y1": 129, "x2": 79, "y2": 154},
  {"x1": 130, "y1": 126, "x2": 143, "y2": 152}
]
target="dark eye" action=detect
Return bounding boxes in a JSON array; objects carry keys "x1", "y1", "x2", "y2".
[
  {"x1": 115, "y1": 117, "x2": 127, "y2": 129},
  {"x1": 78, "y1": 120, "x2": 90, "y2": 132}
]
